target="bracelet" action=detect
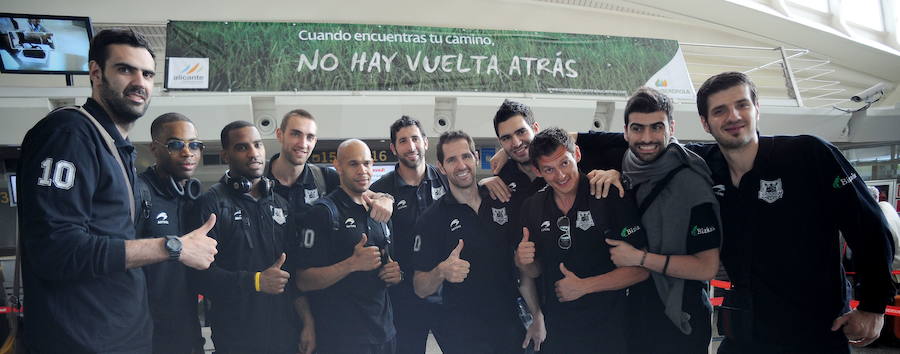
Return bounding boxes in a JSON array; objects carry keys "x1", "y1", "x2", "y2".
[
  {"x1": 254, "y1": 272, "x2": 262, "y2": 292},
  {"x1": 639, "y1": 251, "x2": 648, "y2": 267},
  {"x1": 662, "y1": 255, "x2": 671, "y2": 275}
]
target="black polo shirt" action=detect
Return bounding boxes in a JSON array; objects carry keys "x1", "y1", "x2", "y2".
[
  {"x1": 693, "y1": 135, "x2": 894, "y2": 351},
  {"x1": 411, "y1": 186, "x2": 520, "y2": 322},
  {"x1": 266, "y1": 153, "x2": 340, "y2": 214},
  {"x1": 17, "y1": 98, "x2": 151, "y2": 353},
  {"x1": 520, "y1": 174, "x2": 646, "y2": 338},
  {"x1": 134, "y1": 168, "x2": 202, "y2": 354},
  {"x1": 370, "y1": 163, "x2": 448, "y2": 301},
  {"x1": 294, "y1": 188, "x2": 396, "y2": 346},
  {"x1": 193, "y1": 180, "x2": 298, "y2": 353}
]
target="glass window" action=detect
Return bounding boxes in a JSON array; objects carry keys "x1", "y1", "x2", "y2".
[
  {"x1": 844, "y1": 0, "x2": 885, "y2": 31},
  {"x1": 787, "y1": 0, "x2": 830, "y2": 12}
]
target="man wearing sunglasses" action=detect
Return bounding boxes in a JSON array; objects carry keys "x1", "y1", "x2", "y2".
[
  {"x1": 134, "y1": 112, "x2": 207, "y2": 354},
  {"x1": 411, "y1": 130, "x2": 544, "y2": 353},
  {"x1": 516, "y1": 127, "x2": 648, "y2": 353}
]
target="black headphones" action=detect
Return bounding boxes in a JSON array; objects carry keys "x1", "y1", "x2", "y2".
[{"x1": 224, "y1": 169, "x2": 272, "y2": 196}]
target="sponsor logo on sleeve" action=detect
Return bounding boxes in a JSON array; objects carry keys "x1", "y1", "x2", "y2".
[
  {"x1": 691, "y1": 225, "x2": 716, "y2": 236},
  {"x1": 832, "y1": 173, "x2": 858, "y2": 189},
  {"x1": 620, "y1": 225, "x2": 641, "y2": 238}
]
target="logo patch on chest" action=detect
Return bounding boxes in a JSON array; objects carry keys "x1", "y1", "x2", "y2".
[
  {"x1": 432, "y1": 186, "x2": 446, "y2": 200},
  {"x1": 233, "y1": 210, "x2": 242, "y2": 221},
  {"x1": 155, "y1": 212, "x2": 169, "y2": 225},
  {"x1": 272, "y1": 206, "x2": 286, "y2": 225},
  {"x1": 304, "y1": 188, "x2": 319, "y2": 204},
  {"x1": 345, "y1": 218, "x2": 357, "y2": 229},
  {"x1": 540, "y1": 220, "x2": 551, "y2": 232},
  {"x1": 450, "y1": 218, "x2": 461, "y2": 232},
  {"x1": 575, "y1": 210, "x2": 594, "y2": 231},
  {"x1": 758, "y1": 179, "x2": 784, "y2": 203},
  {"x1": 492, "y1": 207, "x2": 508, "y2": 225},
  {"x1": 396, "y1": 199, "x2": 408, "y2": 210}
]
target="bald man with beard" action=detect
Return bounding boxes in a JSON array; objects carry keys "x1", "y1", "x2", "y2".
[{"x1": 294, "y1": 139, "x2": 402, "y2": 354}]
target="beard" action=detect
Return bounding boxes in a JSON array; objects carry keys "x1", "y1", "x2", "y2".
[
  {"x1": 398, "y1": 151, "x2": 423, "y2": 169},
  {"x1": 99, "y1": 76, "x2": 149, "y2": 124}
]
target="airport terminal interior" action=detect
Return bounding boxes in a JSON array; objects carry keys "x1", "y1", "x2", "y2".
[{"x1": 0, "y1": 0, "x2": 899, "y2": 353}]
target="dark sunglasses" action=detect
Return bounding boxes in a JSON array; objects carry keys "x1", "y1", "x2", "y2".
[
  {"x1": 557, "y1": 216, "x2": 571, "y2": 250},
  {"x1": 155, "y1": 140, "x2": 205, "y2": 152}
]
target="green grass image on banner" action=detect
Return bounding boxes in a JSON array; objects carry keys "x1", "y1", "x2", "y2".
[{"x1": 166, "y1": 21, "x2": 679, "y2": 94}]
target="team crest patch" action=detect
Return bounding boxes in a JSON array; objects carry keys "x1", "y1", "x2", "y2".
[
  {"x1": 272, "y1": 207, "x2": 286, "y2": 225},
  {"x1": 576, "y1": 210, "x2": 594, "y2": 231},
  {"x1": 492, "y1": 207, "x2": 508, "y2": 225},
  {"x1": 304, "y1": 188, "x2": 319, "y2": 204},
  {"x1": 758, "y1": 179, "x2": 784, "y2": 203},
  {"x1": 432, "y1": 186, "x2": 446, "y2": 200}
]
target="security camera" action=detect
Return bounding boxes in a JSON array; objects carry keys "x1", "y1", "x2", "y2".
[{"x1": 851, "y1": 82, "x2": 887, "y2": 103}]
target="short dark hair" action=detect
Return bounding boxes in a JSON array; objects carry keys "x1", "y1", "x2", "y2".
[
  {"x1": 696, "y1": 72, "x2": 758, "y2": 120},
  {"x1": 624, "y1": 87, "x2": 673, "y2": 125},
  {"x1": 280, "y1": 109, "x2": 315, "y2": 131},
  {"x1": 389, "y1": 115, "x2": 425, "y2": 144},
  {"x1": 150, "y1": 112, "x2": 194, "y2": 141},
  {"x1": 529, "y1": 127, "x2": 574, "y2": 168},
  {"x1": 88, "y1": 28, "x2": 155, "y2": 72},
  {"x1": 220, "y1": 120, "x2": 255, "y2": 149},
  {"x1": 493, "y1": 99, "x2": 534, "y2": 137},
  {"x1": 436, "y1": 130, "x2": 476, "y2": 165}
]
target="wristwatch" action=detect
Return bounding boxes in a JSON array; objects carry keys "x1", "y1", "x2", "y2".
[{"x1": 165, "y1": 236, "x2": 182, "y2": 261}]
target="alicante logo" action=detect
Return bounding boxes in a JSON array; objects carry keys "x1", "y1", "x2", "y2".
[
  {"x1": 174, "y1": 63, "x2": 204, "y2": 81},
  {"x1": 832, "y1": 173, "x2": 858, "y2": 189},
  {"x1": 691, "y1": 225, "x2": 716, "y2": 236},
  {"x1": 620, "y1": 225, "x2": 641, "y2": 237},
  {"x1": 655, "y1": 79, "x2": 668, "y2": 87}
]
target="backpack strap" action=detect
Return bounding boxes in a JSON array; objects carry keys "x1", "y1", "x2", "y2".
[
  {"x1": 209, "y1": 184, "x2": 233, "y2": 233},
  {"x1": 312, "y1": 197, "x2": 341, "y2": 231},
  {"x1": 134, "y1": 176, "x2": 153, "y2": 235},
  {"x1": 636, "y1": 165, "x2": 688, "y2": 217},
  {"x1": 308, "y1": 164, "x2": 328, "y2": 199},
  {"x1": 55, "y1": 106, "x2": 135, "y2": 220}
]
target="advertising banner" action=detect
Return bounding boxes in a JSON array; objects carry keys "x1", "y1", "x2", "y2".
[{"x1": 166, "y1": 21, "x2": 694, "y2": 99}]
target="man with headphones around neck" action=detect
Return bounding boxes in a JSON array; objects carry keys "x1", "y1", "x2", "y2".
[
  {"x1": 193, "y1": 120, "x2": 301, "y2": 354},
  {"x1": 134, "y1": 112, "x2": 207, "y2": 354}
]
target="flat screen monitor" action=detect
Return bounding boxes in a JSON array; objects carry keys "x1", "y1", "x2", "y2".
[{"x1": 0, "y1": 13, "x2": 92, "y2": 74}]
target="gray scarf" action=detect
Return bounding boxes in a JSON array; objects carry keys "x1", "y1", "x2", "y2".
[{"x1": 622, "y1": 137, "x2": 720, "y2": 334}]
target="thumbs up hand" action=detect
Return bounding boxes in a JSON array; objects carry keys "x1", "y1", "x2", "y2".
[
  {"x1": 516, "y1": 227, "x2": 535, "y2": 267},
  {"x1": 260, "y1": 253, "x2": 291, "y2": 294},
  {"x1": 349, "y1": 234, "x2": 382, "y2": 272},
  {"x1": 554, "y1": 263, "x2": 584, "y2": 302},
  {"x1": 179, "y1": 213, "x2": 219, "y2": 270},
  {"x1": 439, "y1": 239, "x2": 470, "y2": 283}
]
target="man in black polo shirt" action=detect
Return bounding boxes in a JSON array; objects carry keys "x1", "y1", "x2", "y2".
[
  {"x1": 692, "y1": 72, "x2": 895, "y2": 353},
  {"x1": 17, "y1": 29, "x2": 218, "y2": 354},
  {"x1": 134, "y1": 112, "x2": 207, "y2": 354},
  {"x1": 370, "y1": 116, "x2": 449, "y2": 354},
  {"x1": 411, "y1": 130, "x2": 544, "y2": 353},
  {"x1": 480, "y1": 100, "x2": 545, "y2": 206},
  {"x1": 268, "y1": 108, "x2": 394, "y2": 220},
  {"x1": 603, "y1": 87, "x2": 721, "y2": 353},
  {"x1": 194, "y1": 121, "x2": 299, "y2": 354},
  {"x1": 295, "y1": 139, "x2": 402, "y2": 354},
  {"x1": 516, "y1": 127, "x2": 648, "y2": 354}
]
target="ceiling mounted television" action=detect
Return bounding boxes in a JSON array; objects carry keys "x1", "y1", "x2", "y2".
[{"x1": 0, "y1": 13, "x2": 92, "y2": 74}]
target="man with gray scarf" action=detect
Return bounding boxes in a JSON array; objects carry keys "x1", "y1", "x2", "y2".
[{"x1": 606, "y1": 87, "x2": 721, "y2": 354}]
